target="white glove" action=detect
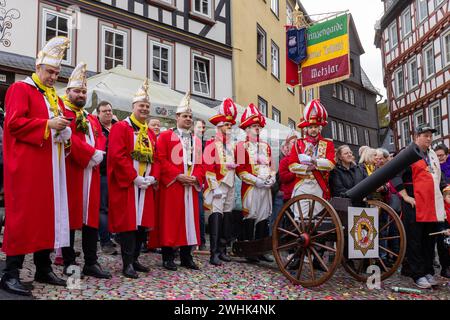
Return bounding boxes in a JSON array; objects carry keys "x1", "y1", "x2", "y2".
[
  {"x1": 255, "y1": 178, "x2": 266, "y2": 188},
  {"x1": 53, "y1": 127, "x2": 72, "y2": 143},
  {"x1": 92, "y1": 150, "x2": 105, "y2": 165},
  {"x1": 266, "y1": 176, "x2": 276, "y2": 187},
  {"x1": 299, "y1": 154, "x2": 312, "y2": 164},
  {"x1": 144, "y1": 176, "x2": 156, "y2": 186},
  {"x1": 134, "y1": 176, "x2": 151, "y2": 189},
  {"x1": 212, "y1": 188, "x2": 223, "y2": 199}
]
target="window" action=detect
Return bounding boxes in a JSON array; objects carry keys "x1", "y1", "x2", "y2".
[
  {"x1": 271, "y1": 41, "x2": 280, "y2": 79},
  {"x1": 257, "y1": 25, "x2": 267, "y2": 67},
  {"x1": 258, "y1": 96, "x2": 268, "y2": 117},
  {"x1": 192, "y1": 54, "x2": 212, "y2": 97},
  {"x1": 288, "y1": 118, "x2": 296, "y2": 130},
  {"x1": 443, "y1": 30, "x2": 450, "y2": 66},
  {"x1": 331, "y1": 121, "x2": 338, "y2": 140},
  {"x1": 394, "y1": 68, "x2": 404, "y2": 97},
  {"x1": 389, "y1": 22, "x2": 398, "y2": 50},
  {"x1": 417, "y1": 0, "x2": 428, "y2": 24},
  {"x1": 338, "y1": 123, "x2": 344, "y2": 142},
  {"x1": 430, "y1": 103, "x2": 442, "y2": 136},
  {"x1": 435, "y1": 0, "x2": 445, "y2": 7},
  {"x1": 346, "y1": 125, "x2": 352, "y2": 144},
  {"x1": 332, "y1": 84, "x2": 337, "y2": 98},
  {"x1": 364, "y1": 129, "x2": 370, "y2": 147},
  {"x1": 408, "y1": 58, "x2": 419, "y2": 89},
  {"x1": 423, "y1": 45, "x2": 435, "y2": 79},
  {"x1": 343, "y1": 87, "x2": 349, "y2": 102},
  {"x1": 270, "y1": 0, "x2": 279, "y2": 17},
  {"x1": 350, "y1": 59, "x2": 355, "y2": 77},
  {"x1": 307, "y1": 89, "x2": 314, "y2": 102},
  {"x1": 150, "y1": 42, "x2": 172, "y2": 86},
  {"x1": 42, "y1": 9, "x2": 72, "y2": 64},
  {"x1": 286, "y1": 2, "x2": 293, "y2": 25},
  {"x1": 272, "y1": 107, "x2": 281, "y2": 123},
  {"x1": 193, "y1": 0, "x2": 212, "y2": 18},
  {"x1": 401, "y1": 119, "x2": 411, "y2": 147},
  {"x1": 349, "y1": 89, "x2": 355, "y2": 105},
  {"x1": 390, "y1": 135, "x2": 394, "y2": 145},
  {"x1": 353, "y1": 127, "x2": 359, "y2": 145},
  {"x1": 287, "y1": 86, "x2": 295, "y2": 94},
  {"x1": 402, "y1": 8, "x2": 412, "y2": 37},
  {"x1": 414, "y1": 110, "x2": 425, "y2": 128},
  {"x1": 337, "y1": 84, "x2": 343, "y2": 100},
  {"x1": 101, "y1": 26, "x2": 128, "y2": 71}
]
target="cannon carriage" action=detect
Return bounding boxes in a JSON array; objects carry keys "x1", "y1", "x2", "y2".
[{"x1": 232, "y1": 143, "x2": 424, "y2": 287}]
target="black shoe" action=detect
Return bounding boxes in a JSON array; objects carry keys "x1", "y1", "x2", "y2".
[
  {"x1": 219, "y1": 253, "x2": 232, "y2": 262},
  {"x1": 34, "y1": 271, "x2": 66, "y2": 287},
  {"x1": 0, "y1": 275, "x2": 32, "y2": 296},
  {"x1": 123, "y1": 264, "x2": 138, "y2": 279},
  {"x1": 83, "y1": 263, "x2": 112, "y2": 279},
  {"x1": 133, "y1": 261, "x2": 150, "y2": 273},
  {"x1": 209, "y1": 254, "x2": 222, "y2": 266},
  {"x1": 198, "y1": 244, "x2": 207, "y2": 251},
  {"x1": 180, "y1": 260, "x2": 200, "y2": 270},
  {"x1": 258, "y1": 254, "x2": 274, "y2": 262},
  {"x1": 441, "y1": 266, "x2": 450, "y2": 279},
  {"x1": 163, "y1": 260, "x2": 177, "y2": 271},
  {"x1": 288, "y1": 258, "x2": 300, "y2": 270}
]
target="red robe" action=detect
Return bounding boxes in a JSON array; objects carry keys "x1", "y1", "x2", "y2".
[
  {"x1": 153, "y1": 129, "x2": 203, "y2": 247},
  {"x1": 289, "y1": 137, "x2": 335, "y2": 199},
  {"x1": 64, "y1": 107, "x2": 105, "y2": 230},
  {"x1": 107, "y1": 119, "x2": 160, "y2": 233},
  {"x1": 279, "y1": 156, "x2": 296, "y2": 200},
  {"x1": 2, "y1": 79, "x2": 70, "y2": 256}
]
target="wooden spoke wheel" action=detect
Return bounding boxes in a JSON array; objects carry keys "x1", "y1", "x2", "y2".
[
  {"x1": 342, "y1": 200, "x2": 406, "y2": 282},
  {"x1": 272, "y1": 194, "x2": 344, "y2": 288}
]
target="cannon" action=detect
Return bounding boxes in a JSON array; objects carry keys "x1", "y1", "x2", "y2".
[{"x1": 232, "y1": 143, "x2": 423, "y2": 287}]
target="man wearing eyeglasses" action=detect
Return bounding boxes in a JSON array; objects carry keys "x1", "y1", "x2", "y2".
[{"x1": 96, "y1": 101, "x2": 118, "y2": 255}]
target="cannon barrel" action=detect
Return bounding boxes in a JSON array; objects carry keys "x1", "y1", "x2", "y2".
[{"x1": 344, "y1": 143, "x2": 423, "y2": 202}]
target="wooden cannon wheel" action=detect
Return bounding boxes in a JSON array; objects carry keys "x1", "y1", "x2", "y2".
[
  {"x1": 272, "y1": 194, "x2": 344, "y2": 288},
  {"x1": 341, "y1": 199, "x2": 406, "y2": 282}
]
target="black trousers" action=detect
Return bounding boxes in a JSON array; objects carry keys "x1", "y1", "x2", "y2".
[
  {"x1": 119, "y1": 227, "x2": 148, "y2": 267},
  {"x1": 161, "y1": 246, "x2": 193, "y2": 263},
  {"x1": 62, "y1": 226, "x2": 98, "y2": 267},
  {"x1": 402, "y1": 206, "x2": 437, "y2": 280},
  {"x1": 3, "y1": 249, "x2": 53, "y2": 279},
  {"x1": 437, "y1": 221, "x2": 450, "y2": 270}
]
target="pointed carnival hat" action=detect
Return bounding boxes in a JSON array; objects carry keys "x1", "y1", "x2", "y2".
[
  {"x1": 176, "y1": 91, "x2": 193, "y2": 114},
  {"x1": 209, "y1": 98, "x2": 238, "y2": 126},
  {"x1": 67, "y1": 62, "x2": 87, "y2": 89},
  {"x1": 298, "y1": 99, "x2": 328, "y2": 129},
  {"x1": 132, "y1": 78, "x2": 150, "y2": 104},
  {"x1": 36, "y1": 36, "x2": 70, "y2": 68},
  {"x1": 239, "y1": 103, "x2": 266, "y2": 130}
]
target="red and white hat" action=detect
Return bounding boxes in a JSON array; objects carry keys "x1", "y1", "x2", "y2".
[
  {"x1": 298, "y1": 99, "x2": 328, "y2": 128},
  {"x1": 239, "y1": 103, "x2": 266, "y2": 129},
  {"x1": 209, "y1": 98, "x2": 238, "y2": 126}
]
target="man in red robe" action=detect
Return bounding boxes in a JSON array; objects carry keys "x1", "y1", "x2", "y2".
[
  {"x1": 61, "y1": 62, "x2": 111, "y2": 279},
  {"x1": 156, "y1": 92, "x2": 204, "y2": 271},
  {"x1": 108, "y1": 80, "x2": 160, "y2": 279},
  {"x1": 235, "y1": 104, "x2": 276, "y2": 263},
  {"x1": 203, "y1": 98, "x2": 238, "y2": 266},
  {"x1": 0, "y1": 37, "x2": 71, "y2": 296}
]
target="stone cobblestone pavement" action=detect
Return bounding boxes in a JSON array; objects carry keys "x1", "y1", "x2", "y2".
[{"x1": 0, "y1": 238, "x2": 449, "y2": 300}]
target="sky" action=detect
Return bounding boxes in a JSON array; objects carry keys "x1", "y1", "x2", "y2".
[{"x1": 300, "y1": 0, "x2": 387, "y2": 100}]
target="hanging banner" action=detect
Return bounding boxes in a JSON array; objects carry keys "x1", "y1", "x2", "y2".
[
  {"x1": 301, "y1": 14, "x2": 350, "y2": 89},
  {"x1": 285, "y1": 26, "x2": 301, "y2": 86},
  {"x1": 287, "y1": 27, "x2": 307, "y2": 65},
  {"x1": 348, "y1": 207, "x2": 379, "y2": 259}
]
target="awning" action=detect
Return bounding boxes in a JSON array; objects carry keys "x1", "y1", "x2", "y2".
[{"x1": 60, "y1": 65, "x2": 217, "y2": 123}]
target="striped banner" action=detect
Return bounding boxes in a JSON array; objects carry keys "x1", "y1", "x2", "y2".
[{"x1": 301, "y1": 14, "x2": 350, "y2": 89}]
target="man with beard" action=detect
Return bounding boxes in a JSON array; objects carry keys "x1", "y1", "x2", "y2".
[
  {"x1": 235, "y1": 104, "x2": 276, "y2": 263},
  {"x1": 155, "y1": 92, "x2": 204, "y2": 271},
  {"x1": 203, "y1": 98, "x2": 238, "y2": 265},
  {"x1": 108, "y1": 80, "x2": 160, "y2": 278},
  {"x1": 0, "y1": 37, "x2": 71, "y2": 296},
  {"x1": 61, "y1": 62, "x2": 111, "y2": 279}
]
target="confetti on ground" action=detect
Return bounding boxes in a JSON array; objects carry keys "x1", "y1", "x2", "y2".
[{"x1": 1, "y1": 234, "x2": 449, "y2": 300}]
